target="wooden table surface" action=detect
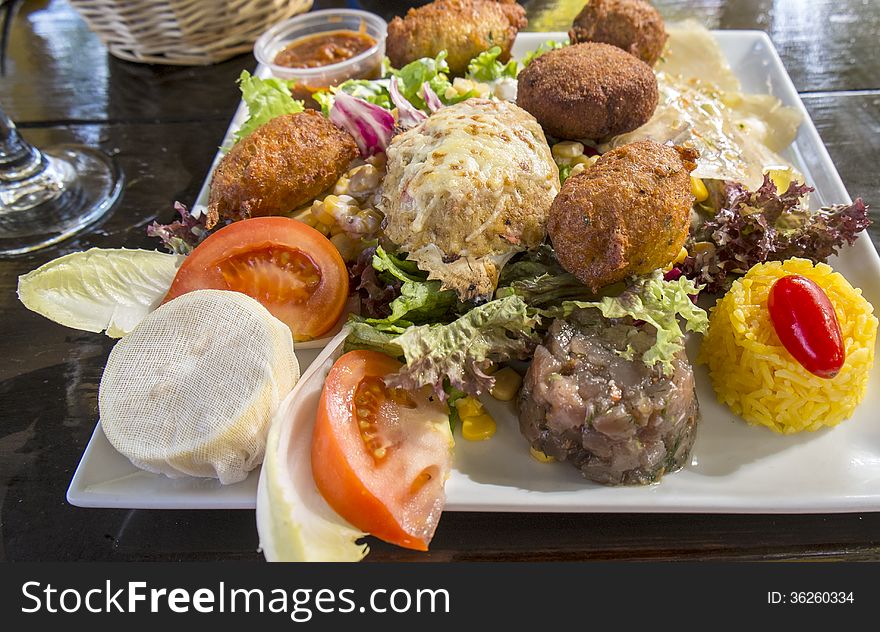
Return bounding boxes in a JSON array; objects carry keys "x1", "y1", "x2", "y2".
[{"x1": 1, "y1": 0, "x2": 878, "y2": 562}]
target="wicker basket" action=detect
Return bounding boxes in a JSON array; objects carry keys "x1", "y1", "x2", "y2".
[{"x1": 68, "y1": 0, "x2": 313, "y2": 65}]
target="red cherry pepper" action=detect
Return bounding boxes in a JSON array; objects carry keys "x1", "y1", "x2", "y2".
[{"x1": 767, "y1": 274, "x2": 845, "y2": 379}]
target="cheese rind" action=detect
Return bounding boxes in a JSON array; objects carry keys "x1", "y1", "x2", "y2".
[{"x1": 99, "y1": 289, "x2": 300, "y2": 484}]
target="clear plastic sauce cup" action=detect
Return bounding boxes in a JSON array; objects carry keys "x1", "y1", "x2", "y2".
[{"x1": 254, "y1": 9, "x2": 387, "y2": 107}]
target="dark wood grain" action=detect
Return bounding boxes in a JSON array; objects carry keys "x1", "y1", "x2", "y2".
[
  {"x1": 1, "y1": 0, "x2": 879, "y2": 562},
  {"x1": 802, "y1": 91, "x2": 880, "y2": 244},
  {"x1": 0, "y1": 120, "x2": 227, "y2": 386},
  {"x1": 1, "y1": 1, "x2": 252, "y2": 125}
]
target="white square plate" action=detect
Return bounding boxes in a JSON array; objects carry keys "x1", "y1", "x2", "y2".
[{"x1": 68, "y1": 31, "x2": 880, "y2": 512}]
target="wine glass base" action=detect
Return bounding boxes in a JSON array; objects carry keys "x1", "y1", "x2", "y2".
[{"x1": 0, "y1": 144, "x2": 123, "y2": 256}]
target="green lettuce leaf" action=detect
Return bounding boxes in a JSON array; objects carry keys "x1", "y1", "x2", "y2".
[
  {"x1": 467, "y1": 46, "x2": 518, "y2": 82},
  {"x1": 379, "y1": 55, "x2": 394, "y2": 77},
  {"x1": 17, "y1": 248, "x2": 185, "y2": 338},
  {"x1": 552, "y1": 272, "x2": 708, "y2": 376},
  {"x1": 234, "y1": 71, "x2": 304, "y2": 142},
  {"x1": 343, "y1": 322, "x2": 405, "y2": 356},
  {"x1": 371, "y1": 246, "x2": 426, "y2": 282},
  {"x1": 558, "y1": 163, "x2": 574, "y2": 183},
  {"x1": 496, "y1": 246, "x2": 596, "y2": 306},
  {"x1": 257, "y1": 382, "x2": 368, "y2": 562},
  {"x1": 521, "y1": 39, "x2": 568, "y2": 66},
  {"x1": 497, "y1": 244, "x2": 565, "y2": 283},
  {"x1": 497, "y1": 272, "x2": 597, "y2": 307},
  {"x1": 379, "y1": 281, "x2": 457, "y2": 327},
  {"x1": 395, "y1": 52, "x2": 453, "y2": 110},
  {"x1": 360, "y1": 246, "x2": 458, "y2": 328},
  {"x1": 383, "y1": 295, "x2": 539, "y2": 398},
  {"x1": 443, "y1": 383, "x2": 467, "y2": 432}
]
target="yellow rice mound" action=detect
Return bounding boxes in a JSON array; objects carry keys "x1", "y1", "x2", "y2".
[{"x1": 699, "y1": 258, "x2": 877, "y2": 433}]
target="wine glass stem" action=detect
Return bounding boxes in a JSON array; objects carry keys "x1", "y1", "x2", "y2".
[{"x1": 0, "y1": 103, "x2": 47, "y2": 183}]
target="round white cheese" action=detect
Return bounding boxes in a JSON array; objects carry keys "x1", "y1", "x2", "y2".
[{"x1": 98, "y1": 289, "x2": 300, "y2": 484}]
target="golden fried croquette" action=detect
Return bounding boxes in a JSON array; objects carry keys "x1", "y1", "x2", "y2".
[
  {"x1": 516, "y1": 42, "x2": 658, "y2": 141},
  {"x1": 205, "y1": 110, "x2": 358, "y2": 228},
  {"x1": 548, "y1": 140, "x2": 698, "y2": 291},
  {"x1": 386, "y1": 0, "x2": 527, "y2": 76},
  {"x1": 569, "y1": 0, "x2": 667, "y2": 66}
]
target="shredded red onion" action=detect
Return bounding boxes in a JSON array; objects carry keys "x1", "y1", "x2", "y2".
[
  {"x1": 389, "y1": 76, "x2": 427, "y2": 127},
  {"x1": 329, "y1": 92, "x2": 395, "y2": 157},
  {"x1": 421, "y1": 81, "x2": 443, "y2": 113}
]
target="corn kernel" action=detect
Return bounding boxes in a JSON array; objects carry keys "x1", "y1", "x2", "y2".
[
  {"x1": 690, "y1": 176, "x2": 709, "y2": 203},
  {"x1": 367, "y1": 152, "x2": 387, "y2": 171},
  {"x1": 568, "y1": 163, "x2": 587, "y2": 179},
  {"x1": 291, "y1": 207, "x2": 311, "y2": 221},
  {"x1": 490, "y1": 367, "x2": 522, "y2": 402},
  {"x1": 692, "y1": 241, "x2": 716, "y2": 255},
  {"x1": 355, "y1": 208, "x2": 382, "y2": 236},
  {"x1": 552, "y1": 141, "x2": 584, "y2": 161},
  {"x1": 291, "y1": 207, "x2": 320, "y2": 227},
  {"x1": 572, "y1": 154, "x2": 596, "y2": 167},
  {"x1": 331, "y1": 204, "x2": 361, "y2": 224},
  {"x1": 347, "y1": 164, "x2": 382, "y2": 196},
  {"x1": 529, "y1": 447, "x2": 555, "y2": 463},
  {"x1": 455, "y1": 396, "x2": 484, "y2": 419},
  {"x1": 310, "y1": 198, "x2": 337, "y2": 226},
  {"x1": 332, "y1": 175, "x2": 351, "y2": 196},
  {"x1": 462, "y1": 413, "x2": 496, "y2": 441},
  {"x1": 314, "y1": 222, "x2": 333, "y2": 236},
  {"x1": 674, "y1": 246, "x2": 689, "y2": 265}
]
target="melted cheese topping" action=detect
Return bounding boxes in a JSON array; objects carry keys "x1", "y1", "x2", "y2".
[
  {"x1": 380, "y1": 99, "x2": 559, "y2": 300},
  {"x1": 604, "y1": 21, "x2": 803, "y2": 190}
]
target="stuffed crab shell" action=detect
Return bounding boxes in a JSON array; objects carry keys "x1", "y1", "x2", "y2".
[{"x1": 379, "y1": 98, "x2": 560, "y2": 300}]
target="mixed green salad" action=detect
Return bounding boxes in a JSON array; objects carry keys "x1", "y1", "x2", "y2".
[{"x1": 19, "y1": 37, "x2": 868, "y2": 413}]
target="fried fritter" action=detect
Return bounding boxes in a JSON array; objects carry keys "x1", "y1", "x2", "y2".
[
  {"x1": 548, "y1": 140, "x2": 698, "y2": 291},
  {"x1": 569, "y1": 0, "x2": 667, "y2": 65},
  {"x1": 386, "y1": 0, "x2": 527, "y2": 76},
  {"x1": 206, "y1": 110, "x2": 359, "y2": 228},
  {"x1": 516, "y1": 42, "x2": 658, "y2": 141}
]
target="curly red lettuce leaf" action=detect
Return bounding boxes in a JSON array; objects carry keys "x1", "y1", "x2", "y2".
[
  {"x1": 147, "y1": 202, "x2": 209, "y2": 255},
  {"x1": 679, "y1": 175, "x2": 870, "y2": 294},
  {"x1": 350, "y1": 246, "x2": 400, "y2": 319},
  {"x1": 727, "y1": 176, "x2": 813, "y2": 224},
  {"x1": 776, "y1": 199, "x2": 871, "y2": 260},
  {"x1": 350, "y1": 246, "x2": 459, "y2": 323}
]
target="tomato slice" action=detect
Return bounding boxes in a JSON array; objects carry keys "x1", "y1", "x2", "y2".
[
  {"x1": 311, "y1": 350, "x2": 454, "y2": 551},
  {"x1": 163, "y1": 217, "x2": 348, "y2": 341}
]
